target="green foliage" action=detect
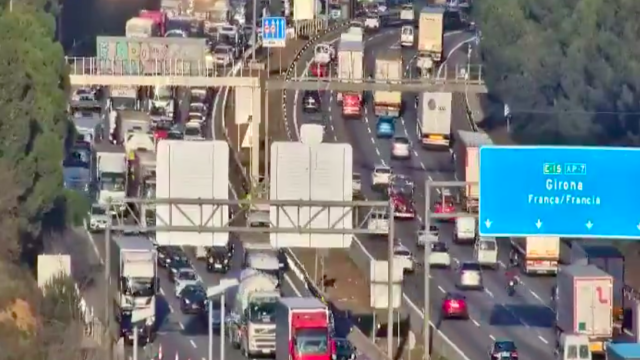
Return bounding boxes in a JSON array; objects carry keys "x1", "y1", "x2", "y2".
[
  {"x1": 62, "y1": 189, "x2": 91, "y2": 227},
  {"x1": 474, "y1": 0, "x2": 640, "y2": 145},
  {"x1": 40, "y1": 274, "x2": 82, "y2": 326}
]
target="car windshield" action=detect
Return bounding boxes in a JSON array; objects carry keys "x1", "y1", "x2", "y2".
[
  {"x1": 479, "y1": 241, "x2": 497, "y2": 251},
  {"x1": 179, "y1": 271, "x2": 197, "y2": 281},
  {"x1": 335, "y1": 339, "x2": 352, "y2": 352},
  {"x1": 185, "y1": 127, "x2": 201, "y2": 136},
  {"x1": 353, "y1": 173, "x2": 361, "y2": 181},
  {"x1": 215, "y1": 47, "x2": 230, "y2": 55},
  {"x1": 394, "y1": 137, "x2": 410, "y2": 144},
  {"x1": 431, "y1": 242, "x2": 447, "y2": 252},
  {"x1": 92, "y1": 206, "x2": 107, "y2": 215},
  {"x1": 495, "y1": 341, "x2": 517, "y2": 352},
  {"x1": 447, "y1": 293, "x2": 465, "y2": 301},
  {"x1": 461, "y1": 263, "x2": 481, "y2": 271},
  {"x1": 184, "y1": 285, "x2": 205, "y2": 296},
  {"x1": 375, "y1": 167, "x2": 391, "y2": 174},
  {"x1": 190, "y1": 104, "x2": 204, "y2": 112},
  {"x1": 394, "y1": 249, "x2": 411, "y2": 257}
]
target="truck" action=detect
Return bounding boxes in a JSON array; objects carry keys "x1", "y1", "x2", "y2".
[
  {"x1": 126, "y1": 149, "x2": 157, "y2": 221},
  {"x1": 373, "y1": 51, "x2": 402, "y2": 117},
  {"x1": 227, "y1": 269, "x2": 280, "y2": 358},
  {"x1": 96, "y1": 143, "x2": 127, "y2": 213},
  {"x1": 117, "y1": 111, "x2": 151, "y2": 146},
  {"x1": 417, "y1": 92, "x2": 452, "y2": 148},
  {"x1": 337, "y1": 33, "x2": 364, "y2": 118},
  {"x1": 125, "y1": 17, "x2": 158, "y2": 38},
  {"x1": 453, "y1": 130, "x2": 494, "y2": 212},
  {"x1": 416, "y1": 7, "x2": 444, "y2": 75},
  {"x1": 510, "y1": 236, "x2": 560, "y2": 275},
  {"x1": 570, "y1": 244, "x2": 625, "y2": 323},
  {"x1": 110, "y1": 235, "x2": 157, "y2": 344},
  {"x1": 275, "y1": 297, "x2": 334, "y2": 360},
  {"x1": 139, "y1": 10, "x2": 166, "y2": 36},
  {"x1": 554, "y1": 264, "x2": 613, "y2": 355},
  {"x1": 151, "y1": 85, "x2": 175, "y2": 117}
]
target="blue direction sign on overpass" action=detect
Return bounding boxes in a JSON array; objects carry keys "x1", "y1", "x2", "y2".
[
  {"x1": 261, "y1": 17, "x2": 286, "y2": 48},
  {"x1": 479, "y1": 146, "x2": 640, "y2": 238}
]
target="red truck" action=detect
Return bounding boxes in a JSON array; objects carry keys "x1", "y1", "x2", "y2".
[
  {"x1": 276, "y1": 297, "x2": 335, "y2": 360},
  {"x1": 139, "y1": 10, "x2": 166, "y2": 36}
]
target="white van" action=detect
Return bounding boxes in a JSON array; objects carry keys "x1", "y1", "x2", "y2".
[
  {"x1": 474, "y1": 237, "x2": 498, "y2": 269},
  {"x1": 454, "y1": 217, "x2": 476, "y2": 244},
  {"x1": 401, "y1": 26, "x2": 414, "y2": 47},
  {"x1": 367, "y1": 209, "x2": 389, "y2": 235}
]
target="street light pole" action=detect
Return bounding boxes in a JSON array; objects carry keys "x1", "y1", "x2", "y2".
[
  {"x1": 208, "y1": 300, "x2": 213, "y2": 360},
  {"x1": 220, "y1": 295, "x2": 226, "y2": 360}
]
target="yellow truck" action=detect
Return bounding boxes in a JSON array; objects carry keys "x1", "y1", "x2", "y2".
[
  {"x1": 418, "y1": 7, "x2": 444, "y2": 62},
  {"x1": 511, "y1": 236, "x2": 560, "y2": 275}
]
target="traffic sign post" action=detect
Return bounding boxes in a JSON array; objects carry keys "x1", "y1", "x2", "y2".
[
  {"x1": 261, "y1": 16, "x2": 287, "y2": 48},
  {"x1": 479, "y1": 146, "x2": 640, "y2": 238}
]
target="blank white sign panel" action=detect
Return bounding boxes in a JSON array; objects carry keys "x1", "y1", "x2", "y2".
[
  {"x1": 270, "y1": 142, "x2": 353, "y2": 248},
  {"x1": 156, "y1": 140, "x2": 229, "y2": 247}
]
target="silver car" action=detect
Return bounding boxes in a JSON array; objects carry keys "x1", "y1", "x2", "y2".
[
  {"x1": 456, "y1": 262, "x2": 483, "y2": 290},
  {"x1": 87, "y1": 204, "x2": 110, "y2": 233}
]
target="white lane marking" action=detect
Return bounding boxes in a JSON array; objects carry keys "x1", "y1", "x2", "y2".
[
  {"x1": 190, "y1": 339, "x2": 197, "y2": 348},
  {"x1": 538, "y1": 336, "x2": 548, "y2": 344},
  {"x1": 437, "y1": 286, "x2": 445, "y2": 293},
  {"x1": 159, "y1": 287, "x2": 165, "y2": 296},
  {"x1": 179, "y1": 322, "x2": 185, "y2": 330},
  {"x1": 489, "y1": 334, "x2": 496, "y2": 341},
  {"x1": 484, "y1": 289, "x2": 494, "y2": 298},
  {"x1": 168, "y1": 304, "x2": 174, "y2": 313},
  {"x1": 470, "y1": 318, "x2": 480, "y2": 327}
]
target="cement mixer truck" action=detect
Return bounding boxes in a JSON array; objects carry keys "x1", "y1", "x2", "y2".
[{"x1": 227, "y1": 269, "x2": 281, "y2": 358}]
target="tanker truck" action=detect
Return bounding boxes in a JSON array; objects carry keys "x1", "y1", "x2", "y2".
[{"x1": 227, "y1": 269, "x2": 281, "y2": 358}]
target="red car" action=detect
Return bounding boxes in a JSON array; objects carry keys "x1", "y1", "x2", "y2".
[
  {"x1": 434, "y1": 192, "x2": 456, "y2": 220},
  {"x1": 310, "y1": 62, "x2": 329, "y2": 78},
  {"x1": 441, "y1": 292, "x2": 469, "y2": 319},
  {"x1": 391, "y1": 192, "x2": 416, "y2": 219}
]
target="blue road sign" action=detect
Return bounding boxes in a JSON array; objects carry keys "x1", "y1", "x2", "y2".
[
  {"x1": 261, "y1": 16, "x2": 287, "y2": 48},
  {"x1": 479, "y1": 146, "x2": 640, "y2": 238}
]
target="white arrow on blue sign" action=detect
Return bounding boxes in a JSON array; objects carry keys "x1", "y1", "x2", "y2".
[{"x1": 261, "y1": 16, "x2": 287, "y2": 48}]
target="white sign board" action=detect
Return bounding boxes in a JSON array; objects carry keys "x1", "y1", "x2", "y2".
[
  {"x1": 234, "y1": 87, "x2": 253, "y2": 125},
  {"x1": 370, "y1": 260, "x2": 403, "y2": 309},
  {"x1": 156, "y1": 140, "x2": 229, "y2": 246},
  {"x1": 270, "y1": 141, "x2": 353, "y2": 248}
]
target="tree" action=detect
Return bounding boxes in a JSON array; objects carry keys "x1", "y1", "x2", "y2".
[{"x1": 474, "y1": 0, "x2": 640, "y2": 145}]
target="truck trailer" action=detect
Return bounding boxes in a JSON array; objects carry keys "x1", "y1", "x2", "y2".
[
  {"x1": 453, "y1": 130, "x2": 493, "y2": 213},
  {"x1": 511, "y1": 236, "x2": 560, "y2": 275},
  {"x1": 417, "y1": 92, "x2": 452, "y2": 148},
  {"x1": 110, "y1": 235, "x2": 158, "y2": 344},
  {"x1": 554, "y1": 264, "x2": 613, "y2": 355},
  {"x1": 275, "y1": 297, "x2": 334, "y2": 360},
  {"x1": 416, "y1": 7, "x2": 444, "y2": 75},
  {"x1": 95, "y1": 143, "x2": 127, "y2": 213},
  {"x1": 228, "y1": 269, "x2": 280, "y2": 358},
  {"x1": 373, "y1": 50, "x2": 402, "y2": 117},
  {"x1": 337, "y1": 33, "x2": 364, "y2": 118}
]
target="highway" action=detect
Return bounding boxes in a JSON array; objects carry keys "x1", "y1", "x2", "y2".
[{"x1": 286, "y1": 26, "x2": 558, "y2": 360}]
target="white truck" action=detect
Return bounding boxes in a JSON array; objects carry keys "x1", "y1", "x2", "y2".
[
  {"x1": 337, "y1": 33, "x2": 364, "y2": 117},
  {"x1": 110, "y1": 235, "x2": 157, "y2": 343},
  {"x1": 570, "y1": 243, "x2": 625, "y2": 323},
  {"x1": 417, "y1": 92, "x2": 452, "y2": 149},
  {"x1": 554, "y1": 264, "x2": 613, "y2": 355},
  {"x1": 416, "y1": 7, "x2": 444, "y2": 76},
  {"x1": 95, "y1": 143, "x2": 127, "y2": 213},
  {"x1": 125, "y1": 17, "x2": 157, "y2": 38},
  {"x1": 511, "y1": 236, "x2": 560, "y2": 275},
  {"x1": 118, "y1": 111, "x2": 151, "y2": 145},
  {"x1": 227, "y1": 269, "x2": 280, "y2": 358},
  {"x1": 453, "y1": 130, "x2": 494, "y2": 213},
  {"x1": 374, "y1": 51, "x2": 402, "y2": 117}
]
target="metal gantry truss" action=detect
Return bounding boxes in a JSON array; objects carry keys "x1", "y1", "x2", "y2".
[{"x1": 108, "y1": 198, "x2": 393, "y2": 234}]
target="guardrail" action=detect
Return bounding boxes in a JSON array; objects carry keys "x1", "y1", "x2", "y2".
[{"x1": 280, "y1": 15, "x2": 471, "y2": 360}]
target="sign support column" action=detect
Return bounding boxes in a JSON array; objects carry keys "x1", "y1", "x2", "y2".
[{"x1": 250, "y1": 86, "x2": 262, "y2": 186}]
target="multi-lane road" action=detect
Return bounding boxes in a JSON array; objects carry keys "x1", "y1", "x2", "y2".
[{"x1": 285, "y1": 26, "x2": 559, "y2": 360}]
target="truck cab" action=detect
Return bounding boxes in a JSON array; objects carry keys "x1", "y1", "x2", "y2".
[
  {"x1": 276, "y1": 298, "x2": 335, "y2": 360},
  {"x1": 556, "y1": 334, "x2": 590, "y2": 360}
]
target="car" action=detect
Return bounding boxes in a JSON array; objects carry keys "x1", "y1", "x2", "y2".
[
  {"x1": 352, "y1": 173, "x2": 362, "y2": 198},
  {"x1": 434, "y1": 189, "x2": 456, "y2": 218},
  {"x1": 364, "y1": 14, "x2": 380, "y2": 30},
  {"x1": 441, "y1": 292, "x2": 469, "y2": 319},
  {"x1": 167, "y1": 256, "x2": 191, "y2": 281},
  {"x1": 417, "y1": 224, "x2": 439, "y2": 247},
  {"x1": 87, "y1": 204, "x2": 109, "y2": 233},
  {"x1": 393, "y1": 243, "x2": 415, "y2": 273},
  {"x1": 157, "y1": 246, "x2": 183, "y2": 268},
  {"x1": 371, "y1": 164, "x2": 392, "y2": 187},
  {"x1": 174, "y1": 268, "x2": 201, "y2": 297},
  {"x1": 428, "y1": 241, "x2": 451, "y2": 267},
  {"x1": 389, "y1": 177, "x2": 415, "y2": 219},
  {"x1": 206, "y1": 246, "x2": 231, "y2": 273},
  {"x1": 391, "y1": 136, "x2": 411, "y2": 159},
  {"x1": 489, "y1": 339, "x2": 519, "y2": 360},
  {"x1": 457, "y1": 261, "x2": 483, "y2": 290},
  {"x1": 189, "y1": 102, "x2": 207, "y2": 116},
  {"x1": 213, "y1": 44, "x2": 234, "y2": 66},
  {"x1": 302, "y1": 91, "x2": 322, "y2": 113},
  {"x1": 187, "y1": 112, "x2": 206, "y2": 124},
  {"x1": 184, "y1": 122, "x2": 204, "y2": 141},
  {"x1": 376, "y1": 116, "x2": 395, "y2": 138},
  {"x1": 71, "y1": 87, "x2": 97, "y2": 103},
  {"x1": 190, "y1": 88, "x2": 208, "y2": 103},
  {"x1": 334, "y1": 338, "x2": 356, "y2": 360},
  {"x1": 180, "y1": 284, "x2": 207, "y2": 314}
]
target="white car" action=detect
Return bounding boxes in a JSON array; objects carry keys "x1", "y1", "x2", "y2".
[
  {"x1": 364, "y1": 15, "x2": 380, "y2": 30},
  {"x1": 391, "y1": 136, "x2": 411, "y2": 159},
  {"x1": 313, "y1": 43, "x2": 334, "y2": 65},
  {"x1": 417, "y1": 224, "x2": 439, "y2": 247},
  {"x1": 72, "y1": 88, "x2": 97, "y2": 102},
  {"x1": 428, "y1": 242, "x2": 451, "y2": 268},
  {"x1": 457, "y1": 262, "x2": 483, "y2": 290},
  {"x1": 213, "y1": 45, "x2": 234, "y2": 66},
  {"x1": 190, "y1": 88, "x2": 208, "y2": 103},
  {"x1": 393, "y1": 243, "x2": 415, "y2": 273},
  {"x1": 188, "y1": 113, "x2": 206, "y2": 124},
  {"x1": 371, "y1": 164, "x2": 392, "y2": 187},
  {"x1": 174, "y1": 268, "x2": 201, "y2": 297},
  {"x1": 189, "y1": 102, "x2": 207, "y2": 115},
  {"x1": 87, "y1": 204, "x2": 109, "y2": 233},
  {"x1": 184, "y1": 122, "x2": 204, "y2": 141},
  {"x1": 400, "y1": 25, "x2": 414, "y2": 47},
  {"x1": 352, "y1": 173, "x2": 362, "y2": 197}
]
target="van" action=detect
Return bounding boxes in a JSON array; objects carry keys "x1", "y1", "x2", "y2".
[
  {"x1": 474, "y1": 236, "x2": 498, "y2": 269},
  {"x1": 401, "y1": 26, "x2": 414, "y2": 47},
  {"x1": 454, "y1": 217, "x2": 476, "y2": 244},
  {"x1": 367, "y1": 209, "x2": 389, "y2": 235}
]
